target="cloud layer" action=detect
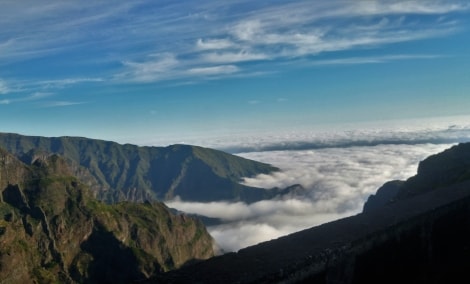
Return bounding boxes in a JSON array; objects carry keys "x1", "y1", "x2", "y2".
[
  {"x1": 166, "y1": 142, "x2": 452, "y2": 252},
  {"x1": 144, "y1": 115, "x2": 470, "y2": 153}
]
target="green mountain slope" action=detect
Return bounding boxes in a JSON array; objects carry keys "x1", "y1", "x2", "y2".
[
  {"x1": 0, "y1": 133, "x2": 278, "y2": 203},
  {"x1": 0, "y1": 148, "x2": 215, "y2": 283}
]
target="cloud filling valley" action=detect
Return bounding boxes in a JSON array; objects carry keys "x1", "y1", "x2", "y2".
[{"x1": 166, "y1": 142, "x2": 453, "y2": 252}]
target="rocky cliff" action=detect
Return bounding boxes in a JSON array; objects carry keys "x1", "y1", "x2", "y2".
[
  {"x1": 364, "y1": 142, "x2": 470, "y2": 212},
  {"x1": 0, "y1": 132, "x2": 278, "y2": 203},
  {"x1": 0, "y1": 148, "x2": 215, "y2": 283}
]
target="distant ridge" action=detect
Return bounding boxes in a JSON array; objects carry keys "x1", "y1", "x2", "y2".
[{"x1": 0, "y1": 132, "x2": 278, "y2": 203}]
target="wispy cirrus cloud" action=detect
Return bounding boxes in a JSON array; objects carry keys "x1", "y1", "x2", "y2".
[
  {"x1": 0, "y1": 77, "x2": 101, "y2": 108},
  {"x1": 119, "y1": 54, "x2": 241, "y2": 81},
  {"x1": 40, "y1": 101, "x2": 87, "y2": 108},
  {"x1": 24, "y1": 92, "x2": 54, "y2": 101},
  {"x1": 0, "y1": 1, "x2": 140, "y2": 61},
  {"x1": 201, "y1": 51, "x2": 268, "y2": 64},
  {"x1": 220, "y1": 5, "x2": 460, "y2": 60},
  {"x1": 309, "y1": 54, "x2": 443, "y2": 66},
  {"x1": 0, "y1": 88, "x2": 84, "y2": 108},
  {"x1": 38, "y1": 78, "x2": 104, "y2": 88},
  {"x1": 0, "y1": 92, "x2": 52, "y2": 105},
  {"x1": 1, "y1": 0, "x2": 468, "y2": 85},
  {"x1": 116, "y1": 0, "x2": 467, "y2": 83},
  {"x1": 196, "y1": 38, "x2": 235, "y2": 50},
  {"x1": 0, "y1": 80, "x2": 11, "y2": 94},
  {"x1": 187, "y1": 65, "x2": 239, "y2": 75},
  {"x1": 118, "y1": 53, "x2": 180, "y2": 82}
]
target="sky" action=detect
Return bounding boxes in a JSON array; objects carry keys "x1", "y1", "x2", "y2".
[
  {"x1": 1, "y1": 0, "x2": 470, "y2": 147},
  {"x1": 2, "y1": 0, "x2": 470, "y2": 253}
]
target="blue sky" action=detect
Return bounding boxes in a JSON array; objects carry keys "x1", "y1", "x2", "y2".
[{"x1": 1, "y1": 0, "x2": 470, "y2": 147}]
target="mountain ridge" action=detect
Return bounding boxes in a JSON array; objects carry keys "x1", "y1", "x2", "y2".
[{"x1": 0, "y1": 132, "x2": 279, "y2": 203}]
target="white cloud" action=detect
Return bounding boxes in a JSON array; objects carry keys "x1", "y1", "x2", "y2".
[
  {"x1": 196, "y1": 38, "x2": 235, "y2": 50},
  {"x1": 120, "y1": 53, "x2": 180, "y2": 82},
  {"x1": 2, "y1": 1, "x2": 468, "y2": 84},
  {"x1": 232, "y1": 20, "x2": 263, "y2": 41},
  {"x1": 27, "y1": 92, "x2": 54, "y2": 100},
  {"x1": 373, "y1": 2, "x2": 468, "y2": 15},
  {"x1": 187, "y1": 65, "x2": 239, "y2": 75},
  {"x1": 0, "y1": 1, "x2": 140, "y2": 61},
  {"x1": 120, "y1": 54, "x2": 242, "y2": 81},
  {"x1": 0, "y1": 91, "x2": 57, "y2": 106},
  {"x1": 167, "y1": 142, "x2": 454, "y2": 252},
  {"x1": 216, "y1": 1, "x2": 466, "y2": 61},
  {"x1": 166, "y1": 199, "x2": 251, "y2": 221},
  {"x1": 0, "y1": 80, "x2": 10, "y2": 94},
  {"x1": 41, "y1": 101, "x2": 86, "y2": 107},
  {"x1": 202, "y1": 51, "x2": 268, "y2": 63},
  {"x1": 39, "y1": 78, "x2": 104, "y2": 87},
  {"x1": 161, "y1": 115, "x2": 470, "y2": 252},
  {"x1": 192, "y1": 115, "x2": 470, "y2": 153},
  {"x1": 309, "y1": 54, "x2": 442, "y2": 66}
]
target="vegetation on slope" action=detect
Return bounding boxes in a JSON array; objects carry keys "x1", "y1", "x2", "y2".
[
  {"x1": 0, "y1": 149, "x2": 215, "y2": 283},
  {"x1": 0, "y1": 133, "x2": 278, "y2": 203}
]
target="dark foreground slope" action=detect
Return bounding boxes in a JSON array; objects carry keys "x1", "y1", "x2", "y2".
[
  {"x1": 0, "y1": 132, "x2": 278, "y2": 203},
  {"x1": 0, "y1": 148, "x2": 215, "y2": 283},
  {"x1": 154, "y1": 143, "x2": 470, "y2": 284}
]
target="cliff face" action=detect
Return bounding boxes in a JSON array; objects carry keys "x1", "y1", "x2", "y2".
[
  {"x1": 362, "y1": 180, "x2": 403, "y2": 212},
  {"x1": 0, "y1": 149, "x2": 214, "y2": 283},
  {"x1": 364, "y1": 143, "x2": 470, "y2": 212},
  {"x1": 0, "y1": 133, "x2": 278, "y2": 203}
]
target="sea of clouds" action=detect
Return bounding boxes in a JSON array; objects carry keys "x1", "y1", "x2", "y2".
[{"x1": 165, "y1": 116, "x2": 470, "y2": 252}]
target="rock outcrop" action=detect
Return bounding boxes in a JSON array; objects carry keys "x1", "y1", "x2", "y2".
[
  {"x1": 362, "y1": 180, "x2": 403, "y2": 212},
  {"x1": 364, "y1": 143, "x2": 470, "y2": 212},
  {"x1": 0, "y1": 149, "x2": 215, "y2": 283}
]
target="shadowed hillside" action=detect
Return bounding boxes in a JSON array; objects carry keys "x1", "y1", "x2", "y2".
[
  {"x1": 0, "y1": 133, "x2": 278, "y2": 203},
  {"x1": 364, "y1": 142, "x2": 470, "y2": 211}
]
